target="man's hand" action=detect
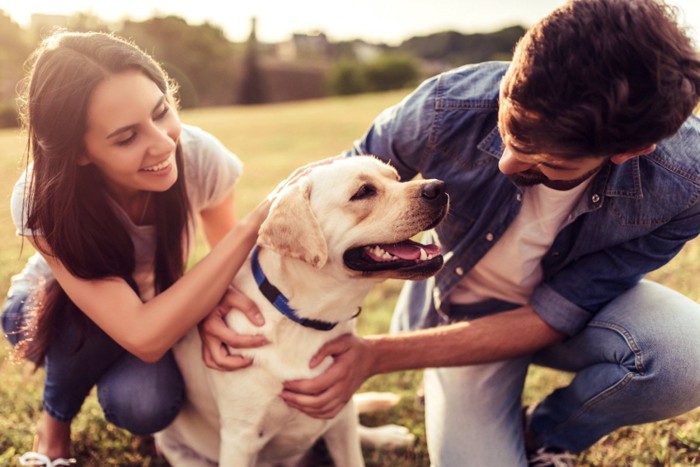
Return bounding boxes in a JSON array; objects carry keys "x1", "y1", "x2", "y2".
[
  {"x1": 281, "y1": 334, "x2": 375, "y2": 419},
  {"x1": 198, "y1": 286, "x2": 268, "y2": 371}
]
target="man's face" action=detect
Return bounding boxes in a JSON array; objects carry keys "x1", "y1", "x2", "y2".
[{"x1": 497, "y1": 83, "x2": 606, "y2": 191}]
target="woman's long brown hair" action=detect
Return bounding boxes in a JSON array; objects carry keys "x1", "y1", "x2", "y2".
[{"x1": 16, "y1": 31, "x2": 190, "y2": 365}]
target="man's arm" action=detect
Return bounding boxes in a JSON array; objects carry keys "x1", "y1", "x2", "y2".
[{"x1": 281, "y1": 305, "x2": 564, "y2": 419}]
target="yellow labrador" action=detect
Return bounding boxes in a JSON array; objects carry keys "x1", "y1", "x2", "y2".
[{"x1": 156, "y1": 156, "x2": 449, "y2": 467}]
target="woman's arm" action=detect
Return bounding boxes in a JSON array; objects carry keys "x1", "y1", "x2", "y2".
[
  {"x1": 30, "y1": 198, "x2": 270, "y2": 363},
  {"x1": 33, "y1": 158, "x2": 330, "y2": 364}
]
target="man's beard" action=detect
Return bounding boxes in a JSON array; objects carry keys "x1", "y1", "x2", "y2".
[{"x1": 508, "y1": 165, "x2": 602, "y2": 191}]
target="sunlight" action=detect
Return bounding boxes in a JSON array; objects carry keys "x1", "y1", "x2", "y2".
[{"x1": 3, "y1": 0, "x2": 699, "y2": 48}]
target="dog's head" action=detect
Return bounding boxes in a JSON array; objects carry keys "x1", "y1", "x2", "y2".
[{"x1": 258, "y1": 155, "x2": 449, "y2": 280}]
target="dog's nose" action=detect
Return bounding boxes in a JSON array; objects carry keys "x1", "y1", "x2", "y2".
[{"x1": 421, "y1": 180, "x2": 446, "y2": 200}]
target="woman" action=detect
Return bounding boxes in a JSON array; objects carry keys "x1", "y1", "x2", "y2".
[{"x1": 1, "y1": 30, "x2": 293, "y2": 466}]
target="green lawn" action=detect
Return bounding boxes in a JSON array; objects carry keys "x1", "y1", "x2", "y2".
[{"x1": 1, "y1": 92, "x2": 699, "y2": 466}]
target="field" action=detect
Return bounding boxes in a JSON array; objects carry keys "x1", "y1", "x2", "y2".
[{"x1": 1, "y1": 91, "x2": 699, "y2": 466}]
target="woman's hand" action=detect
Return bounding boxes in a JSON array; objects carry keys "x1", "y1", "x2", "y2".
[
  {"x1": 280, "y1": 334, "x2": 375, "y2": 419},
  {"x1": 198, "y1": 286, "x2": 268, "y2": 371}
]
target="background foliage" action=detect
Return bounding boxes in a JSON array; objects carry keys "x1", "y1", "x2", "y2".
[{"x1": 0, "y1": 8, "x2": 525, "y2": 127}]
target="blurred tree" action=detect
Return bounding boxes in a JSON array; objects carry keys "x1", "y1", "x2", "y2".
[
  {"x1": 364, "y1": 54, "x2": 420, "y2": 92},
  {"x1": 237, "y1": 17, "x2": 266, "y2": 105},
  {"x1": 119, "y1": 16, "x2": 239, "y2": 108},
  {"x1": 398, "y1": 26, "x2": 525, "y2": 67},
  {"x1": 327, "y1": 59, "x2": 368, "y2": 95},
  {"x1": 66, "y1": 13, "x2": 111, "y2": 33},
  {"x1": 328, "y1": 54, "x2": 420, "y2": 95},
  {"x1": 0, "y1": 10, "x2": 33, "y2": 127}
]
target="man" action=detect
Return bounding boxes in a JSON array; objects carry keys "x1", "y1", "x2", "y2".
[{"x1": 278, "y1": 0, "x2": 700, "y2": 465}]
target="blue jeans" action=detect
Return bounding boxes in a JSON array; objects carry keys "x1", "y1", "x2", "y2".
[
  {"x1": 2, "y1": 292, "x2": 184, "y2": 435},
  {"x1": 421, "y1": 280, "x2": 700, "y2": 466}
]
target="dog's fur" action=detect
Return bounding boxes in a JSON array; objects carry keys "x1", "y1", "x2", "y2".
[{"x1": 156, "y1": 156, "x2": 448, "y2": 467}]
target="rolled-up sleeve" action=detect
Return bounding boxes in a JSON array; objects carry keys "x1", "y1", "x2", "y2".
[
  {"x1": 532, "y1": 203, "x2": 700, "y2": 335},
  {"x1": 530, "y1": 283, "x2": 594, "y2": 335}
]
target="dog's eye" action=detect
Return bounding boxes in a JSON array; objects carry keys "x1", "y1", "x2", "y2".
[{"x1": 350, "y1": 184, "x2": 377, "y2": 201}]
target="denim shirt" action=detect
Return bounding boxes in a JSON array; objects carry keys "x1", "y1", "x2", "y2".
[{"x1": 344, "y1": 61, "x2": 700, "y2": 336}]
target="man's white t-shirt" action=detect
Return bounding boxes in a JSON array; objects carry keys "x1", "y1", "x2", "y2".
[{"x1": 450, "y1": 179, "x2": 591, "y2": 306}]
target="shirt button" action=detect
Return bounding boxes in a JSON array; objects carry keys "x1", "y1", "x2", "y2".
[
  {"x1": 486, "y1": 233, "x2": 494, "y2": 241},
  {"x1": 591, "y1": 194, "x2": 601, "y2": 203},
  {"x1": 455, "y1": 267, "x2": 464, "y2": 276}
]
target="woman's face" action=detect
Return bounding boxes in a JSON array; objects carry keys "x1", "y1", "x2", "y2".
[{"x1": 82, "y1": 69, "x2": 182, "y2": 203}]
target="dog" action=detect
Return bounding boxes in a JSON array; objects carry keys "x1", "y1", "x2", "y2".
[{"x1": 155, "y1": 155, "x2": 449, "y2": 466}]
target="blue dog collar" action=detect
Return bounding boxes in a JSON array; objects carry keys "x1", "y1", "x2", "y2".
[{"x1": 250, "y1": 246, "x2": 339, "y2": 331}]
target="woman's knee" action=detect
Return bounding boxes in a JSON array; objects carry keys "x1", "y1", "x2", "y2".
[
  {"x1": 98, "y1": 352, "x2": 184, "y2": 435},
  {"x1": 100, "y1": 385, "x2": 183, "y2": 434}
]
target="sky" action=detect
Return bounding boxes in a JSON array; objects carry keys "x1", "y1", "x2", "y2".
[{"x1": 2, "y1": 0, "x2": 700, "y2": 46}]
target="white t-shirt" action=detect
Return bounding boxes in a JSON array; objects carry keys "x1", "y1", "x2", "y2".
[
  {"x1": 8, "y1": 124, "x2": 243, "y2": 302},
  {"x1": 450, "y1": 180, "x2": 590, "y2": 306}
]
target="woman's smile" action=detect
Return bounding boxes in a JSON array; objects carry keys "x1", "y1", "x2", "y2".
[{"x1": 141, "y1": 153, "x2": 175, "y2": 173}]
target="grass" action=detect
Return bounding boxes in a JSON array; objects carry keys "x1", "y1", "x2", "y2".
[{"x1": 1, "y1": 91, "x2": 699, "y2": 466}]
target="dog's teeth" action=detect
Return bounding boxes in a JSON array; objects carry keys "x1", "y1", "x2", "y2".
[
  {"x1": 375, "y1": 247, "x2": 394, "y2": 260},
  {"x1": 365, "y1": 245, "x2": 406, "y2": 262},
  {"x1": 420, "y1": 248, "x2": 428, "y2": 261},
  {"x1": 367, "y1": 246, "x2": 394, "y2": 261}
]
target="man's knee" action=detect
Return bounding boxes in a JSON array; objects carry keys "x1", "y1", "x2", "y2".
[{"x1": 596, "y1": 281, "x2": 700, "y2": 411}]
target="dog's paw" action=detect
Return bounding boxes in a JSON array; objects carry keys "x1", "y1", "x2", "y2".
[
  {"x1": 358, "y1": 423, "x2": 416, "y2": 450},
  {"x1": 353, "y1": 391, "x2": 402, "y2": 413}
]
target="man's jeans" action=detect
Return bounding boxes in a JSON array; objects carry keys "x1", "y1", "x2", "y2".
[
  {"x1": 2, "y1": 292, "x2": 184, "y2": 435},
  {"x1": 422, "y1": 280, "x2": 700, "y2": 466}
]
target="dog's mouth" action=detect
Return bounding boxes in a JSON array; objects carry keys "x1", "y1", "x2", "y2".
[{"x1": 343, "y1": 239, "x2": 443, "y2": 277}]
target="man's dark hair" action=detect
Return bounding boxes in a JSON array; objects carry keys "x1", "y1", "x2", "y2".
[{"x1": 500, "y1": 0, "x2": 700, "y2": 158}]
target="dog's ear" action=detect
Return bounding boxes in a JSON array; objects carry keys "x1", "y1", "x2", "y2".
[{"x1": 258, "y1": 181, "x2": 328, "y2": 268}]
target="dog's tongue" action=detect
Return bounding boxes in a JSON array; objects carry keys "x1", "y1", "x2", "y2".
[{"x1": 383, "y1": 240, "x2": 441, "y2": 260}]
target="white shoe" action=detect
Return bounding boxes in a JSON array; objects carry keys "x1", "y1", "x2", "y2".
[{"x1": 19, "y1": 452, "x2": 76, "y2": 467}]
